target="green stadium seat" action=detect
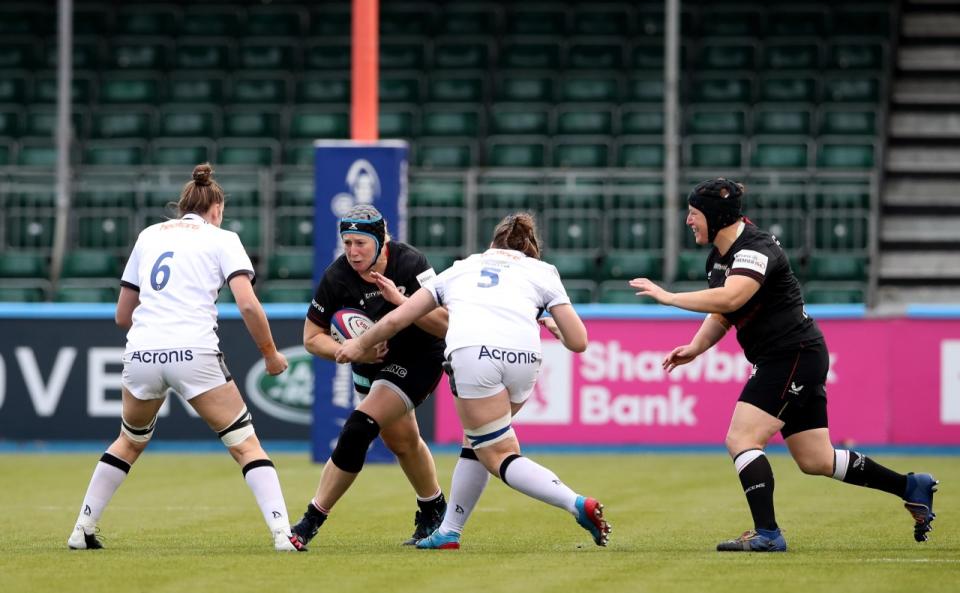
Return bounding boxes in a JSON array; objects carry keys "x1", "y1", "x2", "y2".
[
  {"x1": 0, "y1": 77, "x2": 26, "y2": 103},
  {"x1": 545, "y1": 177, "x2": 605, "y2": 209},
  {"x1": 698, "y1": 43, "x2": 755, "y2": 70},
  {"x1": 0, "y1": 141, "x2": 10, "y2": 165},
  {"x1": 433, "y1": 41, "x2": 490, "y2": 70},
  {"x1": 553, "y1": 141, "x2": 609, "y2": 167},
  {"x1": 409, "y1": 215, "x2": 464, "y2": 249},
  {"x1": 150, "y1": 140, "x2": 211, "y2": 166},
  {"x1": 677, "y1": 250, "x2": 707, "y2": 282},
  {"x1": 691, "y1": 77, "x2": 752, "y2": 103},
  {"x1": 495, "y1": 75, "x2": 555, "y2": 102},
  {"x1": 804, "y1": 283, "x2": 866, "y2": 304},
  {"x1": 380, "y1": 42, "x2": 426, "y2": 70},
  {"x1": 568, "y1": 42, "x2": 623, "y2": 70},
  {"x1": 828, "y1": 42, "x2": 885, "y2": 70},
  {"x1": 487, "y1": 138, "x2": 547, "y2": 167},
  {"x1": 380, "y1": 108, "x2": 416, "y2": 137},
  {"x1": 296, "y1": 76, "x2": 350, "y2": 103},
  {"x1": 752, "y1": 215, "x2": 805, "y2": 252},
  {"x1": 819, "y1": 110, "x2": 876, "y2": 136},
  {"x1": 91, "y1": 111, "x2": 152, "y2": 139},
  {"x1": 283, "y1": 143, "x2": 314, "y2": 166},
  {"x1": 83, "y1": 142, "x2": 144, "y2": 166},
  {"x1": 77, "y1": 215, "x2": 132, "y2": 249},
  {"x1": 422, "y1": 110, "x2": 480, "y2": 137},
  {"x1": 507, "y1": 8, "x2": 566, "y2": 35},
  {"x1": 687, "y1": 109, "x2": 746, "y2": 135},
  {"x1": 0, "y1": 5, "x2": 43, "y2": 35},
  {"x1": 222, "y1": 217, "x2": 261, "y2": 249},
  {"x1": 631, "y1": 42, "x2": 664, "y2": 70},
  {"x1": 110, "y1": 42, "x2": 168, "y2": 70},
  {"x1": 618, "y1": 143, "x2": 663, "y2": 168},
  {"x1": 606, "y1": 213, "x2": 663, "y2": 250},
  {"x1": 239, "y1": 42, "x2": 296, "y2": 71},
  {"x1": 24, "y1": 108, "x2": 86, "y2": 137},
  {"x1": 548, "y1": 253, "x2": 598, "y2": 281},
  {"x1": 62, "y1": 250, "x2": 119, "y2": 278},
  {"x1": 564, "y1": 281, "x2": 596, "y2": 304},
  {"x1": 259, "y1": 283, "x2": 314, "y2": 304},
  {"x1": 0, "y1": 41, "x2": 37, "y2": 69},
  {"x1": 598, "y1": 282, "x2": 640, "y2": 304},
  {"x1": 0, "y1": 286, "x2": 46, "y2": 302},
  {"x1": 557, "y1": 109, "x2": 613, "y2": 136},
  {"x1": 814, "y1": 180, "x2": 871, "y2": 209},
  {"x1": 0, "y1": 252, "x2": 48, "y2": 278},
  {"x1": 823, "y1": 76, "x2": 880, "y2": 103},
  {"x1": 217, "y1": 140, "x2": 278, "y2": 166},
  {"x1": 381, "y1": 6, "x2": 434, "y2": 35},
  {"x1": 817, "y1": 143, "x2": 875, "y2": 168},
  {"x1": 768, "y1": 9, "x2": 826, "y2": 37},
  {"x1": 546, "y1": 214, "x2": 602, "y2": 250},
  {"x1": 427, "y1": 77, "x2": 484, "y2": 103},
  {"x1": 309, "y1": 7, "x2": 350, "y2": 36},
  {"x1": 268, "y1": 250, "x2": 313, "y2": 280},
  {"x1": 33, "y1": 73, "x2": 94, "y2": 105},
  {"x1": 560, "y1": 76, "x2": 620, "y2": 102},
  {"x1": 758, "y1": 77, "x2": 816, "y2": 103},
  {"x1": 814, "y1": 215, "x2": 869, "y2": 250},
  {"x1": 224, "y1": 111, "x2": 280, "y2": 138},
  {"x1": 168, "y1": 73, "x2": 224, "y2": 103},
  {"x1": 488, "y1": 105, "x2": 549, "y2": 135},
  {"x1": 500, "y1": 42, "x2": 560, "y2": 69},
  {"x1": 0, "y1": 109, "x2": 21, "y2": 136},
  {"x1": 603, "y1": 251, "x2": 661, "y2": 281},
  {"x1": 807, "y1": 253, "x2": 868, "y2": 281},
  {"x1": 754, "y1": 109, "x2": 811, "y2": 135},
  {"x1": 752, "y1": 142, "x2": 809, "y2": 168},
  {"x1": 380, "y1": 76, "x2": 421, "y2": 103},
  {"x1": 73, "y1": 186, "x2": 135, "y2": 208},
  {"x1": 409, "y1": 178, "x2": 465, "y2": 207},
  {"x1": 159, "y1": 109, "x2": 217, "y2": 137},
  {"x1": 834, "y1": 7, "x2": 892, "y2": 36},
  {"x1": 626, "y1": 76, "x2": 664, "y2": 103},
  {"x1": 417, "y1": 140, "x2": 475, "y2": 168},
  {"x1": 573, "y1": 6, "x2": 629, "y2": 35},
  {"x1": 43, "y1": 38, "x2": 101, "y2": 69},
  {"x1": 275, "y1": 214, "x2": 314, "y2": 247},
  {"x1": 181, "y1": 7, "x2": 240, "y2": 36},
  {"x1": 17, "y1": 144, "x2": 57, "y2": 167},
  {"x1": 289, "y1": 111, "x2": 348, "y2": 139},
  {"x1": 305, "y1": 42, "x2": 350, "y2": 70},
  {"x1": 763, "y1": 43, "x2": 820, "y2": 70},
  {"x1": 174, "y1": 41, "x2": 231, "y2": 70},
  {"x1": 54, "y1": 285, "x2": 119, "y2": 303},
  {"x1": 439, "y1": 7, "x2": 500, "y2": 35},
  {"x1": 117, "y1": 7, "x2": 176, "y2": 35},
  {"x1": 230, "y1": 76, "x2": 288, "y2": 104},
  {"x1": 100, "y1": 77, "x2": 159, "y2": 104},
  {"x1": 245, "y1": 6, "x2": 305, "y2": 36},
  {"x1": 689, "y1": 142, "x2": 742, "y2": 168},
  {"x1": 698, "y1": 8, "x2": 760, "y2": 37},
  {"x1": 622, "y1": 108, "x2": 664, "y2": 135}
]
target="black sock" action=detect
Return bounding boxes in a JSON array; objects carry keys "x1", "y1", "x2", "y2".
[
  {"x1": 734, "y1": 449, "x2": 778, "y2": 531},
  {"x1": 305, "y1": 501, "x2": 328, "y2": 525},
  {"x1": 418, "y1": 491, "x2": 445, "y2": 513},
  {"x1": 833, "y1": 450, "x2": 908, "y2": 497}
]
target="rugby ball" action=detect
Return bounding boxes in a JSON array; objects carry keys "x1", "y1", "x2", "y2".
[{"x1": 330, "y1": 308, "x2": 374, "y2": 344}]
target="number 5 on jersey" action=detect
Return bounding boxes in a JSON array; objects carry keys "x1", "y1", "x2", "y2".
[{"x1": 477, "y1": 267, "x2": 500, "y2": 288}]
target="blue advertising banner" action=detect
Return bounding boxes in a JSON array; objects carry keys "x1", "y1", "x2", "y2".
[{"x1": 311, "y1": 140, "x2": 409, "y2": 463}]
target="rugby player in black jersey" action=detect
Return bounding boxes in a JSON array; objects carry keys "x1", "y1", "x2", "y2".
[
  {"x1": 630, "y1": 178, "x2": 938, "y2": 552},
  {"x1": 290, "y1": 204, "x2": 449, "y2": 548}
]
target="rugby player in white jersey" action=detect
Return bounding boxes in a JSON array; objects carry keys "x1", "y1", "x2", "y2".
[
  {"x1": 336, "y1": 212, "x2": 611, "y2": 549},
  {"x1": 67, "y1": 164, "x2": 304, "y2": 552}
]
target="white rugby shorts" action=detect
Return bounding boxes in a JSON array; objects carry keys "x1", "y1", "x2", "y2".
[
  {"x1": 122, "y1": 348, "x2": 231, "y2": 401},
  {"x1": 448, "y1": 345, "x2": 541, "y2": 403}
]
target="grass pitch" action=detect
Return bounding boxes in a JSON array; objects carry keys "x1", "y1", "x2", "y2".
[{"x1": 0, "y1": 451, "x2": 956, "y2": 593}]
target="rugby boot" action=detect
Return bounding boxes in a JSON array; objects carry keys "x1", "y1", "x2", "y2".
[
  {"x1": 903, "y1": 472, "x2": 939, "y2": 542},
  {"x1": 574, "y1": 496, "x2": 611, "y2": 547},
  {"x1": 273, "y1": 528, "x2": 307, "y2": 552},
  {"x1": 67, "y1": 524, "x2": 103, "y2": 550},
  {"x1": 403, "y1": 494, "x2": 446, "y2": 545},
  {"x1": 290, "y1": 503, "x2": 327, "y2": 548},
  {"x1": 415, "y1": 528, "x2": 461, "y2": 550},
  {"x1": 716, "y1": 528, "x2": 787, "y2": 552}
]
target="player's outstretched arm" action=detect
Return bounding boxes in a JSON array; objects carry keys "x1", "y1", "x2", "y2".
[
  {"x1": 663, "y1": 314, "x2": 730, "y2": 372},
  {"x1": 336, "y1": 289, "x2": 438, "y2": 363},
  {"x1": 231, "y1": 274, "x2": 287, "y2": 375}
]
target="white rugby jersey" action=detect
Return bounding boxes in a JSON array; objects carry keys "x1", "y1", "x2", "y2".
[
  {"x1": 423, "y1": 248, "x2": 570, "y2": 355},
  {"x1": 120, "y1": 213, "x2": 255, "y2": 352}
]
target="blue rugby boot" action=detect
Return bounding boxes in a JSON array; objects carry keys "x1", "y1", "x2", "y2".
[
  {"x1": 574, "y1": 496, "x2": 611, "y2": 547},
  {"x1": 903, "y1": 472, "x2": 938, "y2": 542},
  {"x1": 716, "y1": 529, "x2": 787, "y2": 552},
  {"x1": 415, "y1": 529, "x2": 461, "y2": 550}
]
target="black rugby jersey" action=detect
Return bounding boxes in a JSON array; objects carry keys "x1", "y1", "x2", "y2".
[
  {"x1": 705, "y1": 222, "x2": 823, "y2": 363},
  {"x1": 307, "y1": 241, "x2": 446, "y2": 377}
]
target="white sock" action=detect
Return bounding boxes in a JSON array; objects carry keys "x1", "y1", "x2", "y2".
[
  {"x1": 440, "y1": 454, "x2": 490, "y2": 535},
  {"x1": 243, "y1": 461, "x2": 289, "y2": 533},
  {"x1": 500, "y1": 456, "x2": 578, "y2": 515},
  {"x1": 74, "y1": 452, "x2": 131, "y2": 531}
]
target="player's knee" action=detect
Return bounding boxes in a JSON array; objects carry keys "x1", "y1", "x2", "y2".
[
  {"x1": 382, "y1": 430, "x2": 420, "y2": 458},
  {"x1": 218, "y1": 407, "x2": 257, "y2": 448},
  {"x1": 331, "y1": 410, "x2": 381, "y2": 473},
  {"x1": 796, "y1": 453, "x2": 832, "y2": 476},
  {"x1": 464, "y1": 413, "x2": 515, "y2": 452},
  {"x1": 120, "y1": 414, "x2": 158, "y2": 450}
]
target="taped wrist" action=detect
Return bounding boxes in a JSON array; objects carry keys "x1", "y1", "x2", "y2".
[{"x1": 330, "y1": 410, "x2": 381, "y2": 473}]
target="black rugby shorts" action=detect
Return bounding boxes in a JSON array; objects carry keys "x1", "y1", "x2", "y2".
[
  {"x1": 738, "y1": 342, "x2": 829, "y2": 438},
  {"x1": 355, "y1": 350, "x2": 445, "y2": 409}
]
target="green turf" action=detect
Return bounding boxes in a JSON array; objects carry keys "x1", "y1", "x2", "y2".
[{"x1": 0, "y1": 452, "x2": 955, "y2": 593}]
